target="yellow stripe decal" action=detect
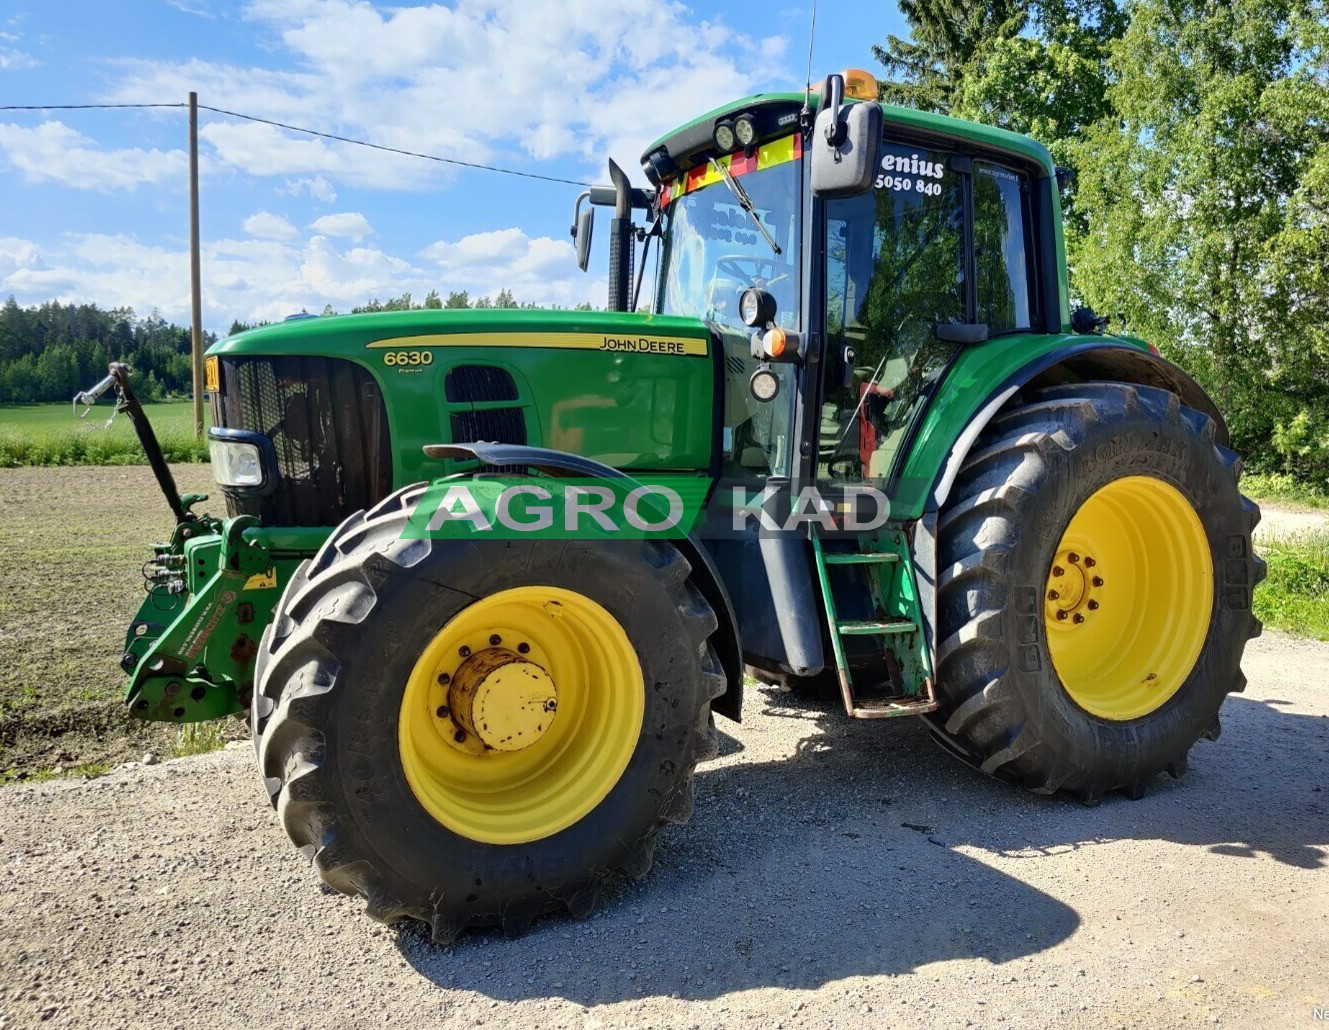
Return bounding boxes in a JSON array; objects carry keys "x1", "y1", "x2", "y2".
[{"x1": 366, "y1": 332, "x2": 708, "y2": 357}]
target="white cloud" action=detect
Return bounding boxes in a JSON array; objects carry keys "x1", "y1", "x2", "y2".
[
  {"x1": 308, "y1": 212, "x2": 372, "y2": 241},
  {"x1": 282, "y1": 175, "x2": 337, "y2": 203},
  {"x1": 0, "y1": 46, "x2": 38, "y2": 70},
  {"x1": 0, "y1": 25, "x2": 38, "y2": 70},
  {"x1": 166, "y1": 0, "x2": 216, "y2": 18},
  {"x1": 0, "y1": 121, "x2": 187, "y2": 191},
  {"x1": 421, "y1": 227, "x2": 584, "y2": 304},
  {"x1": 243, "y1": 211, "x2": 299, "y2": 241},
  {"x1": 102, "y1": 0, "x2": 787, "y2": 190},
  {"x1": 0, "y1": 236, "x2": 42, "y2": 271},
  {"x1": 0, "y1": 226, "x2": 597, "y2": 328}
]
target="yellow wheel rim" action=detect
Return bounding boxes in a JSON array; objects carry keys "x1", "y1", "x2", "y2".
[
  {"x1": 398, "y1": 586, "x2": 644, "y2": 845},
  {"x1": 1044, "y1": 475, "x2": 1213, "y2": 722}
]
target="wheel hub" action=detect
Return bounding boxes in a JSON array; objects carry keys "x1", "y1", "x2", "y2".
[
  {"x1": 399, "y1": 586, "x2": 645, "y2": 844},
  {"x1": 1044, "y1": 549, "x2": 1104, "y2": 626},
  {"x1": 448, "y1": 649, "x2": 557, "y2": 752}
]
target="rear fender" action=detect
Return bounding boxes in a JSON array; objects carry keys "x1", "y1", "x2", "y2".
[
  {"x1": 422, "y1": 443, "x2": 745, "y2": 721},
  {"x1": 912, "y1": 342, "x2": 1228, "y2": 667}
]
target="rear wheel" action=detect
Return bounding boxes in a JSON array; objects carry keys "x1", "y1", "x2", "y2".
[
  {"x1": 252, "y1": 484, "x2": 723, "y2": 941},
  {"x1": 929, "y1": 383, "x2": 1265, "y2": 801}
]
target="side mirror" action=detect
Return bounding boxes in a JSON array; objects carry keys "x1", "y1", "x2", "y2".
[
  {"x1": 1071, "y1": 306, "x2": 1109, "y2": 334},
  {"x1": 574, "y1": 204, "x2": 595, "y2": 272},
  {"x1": 811, "y1": 74, "x2": 882, "y2": 199}
]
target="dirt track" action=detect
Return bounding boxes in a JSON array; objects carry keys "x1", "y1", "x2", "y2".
[{"x1": 1, "y1": 631, "x2": 1325, "y2": 1030}]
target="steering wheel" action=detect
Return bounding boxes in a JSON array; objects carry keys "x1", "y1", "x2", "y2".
[{"x1": 715, "y1": 255, "x2": 789, "y2": 289}]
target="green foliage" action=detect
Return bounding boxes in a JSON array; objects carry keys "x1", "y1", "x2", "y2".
[
  {"x1": 1255, "y1": 531, "x2": 1329, "y2": 640},
  {"x1": 1244, "y1": 472, "x2": 1329, "y2": 511},
  {"x1": 0, "y1": 298, "x2": 213, "y2": 404},
  {"x1": 1068, "y1": 0, "x2": 1329, "y2": 481},
  {"x1": 352, "y1": 288, "x2": 528, "y2": 313}
]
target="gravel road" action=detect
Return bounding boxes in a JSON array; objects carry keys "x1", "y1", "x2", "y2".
[
  {"x1": 2, "y1": 632, "x2": 1326, "y2": 1030},
  {"x1": 1253, "y1": 503, "x2": 1328, "y2": 541}
]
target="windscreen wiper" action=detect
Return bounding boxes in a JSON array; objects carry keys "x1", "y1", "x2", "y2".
[{"x1": 709, "y1": 158, "x2": 781, "y2": 255}]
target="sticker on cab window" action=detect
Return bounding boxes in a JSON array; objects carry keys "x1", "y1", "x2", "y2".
[{"x1": 874, "y1": 152, "x2": 947, "y2": 196}]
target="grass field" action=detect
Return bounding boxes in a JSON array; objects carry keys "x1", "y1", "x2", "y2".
[
  {"x1": 0, "y1": 464, "x2": 242, "y2": 782},
  {"x1": 0, "y1": 400, "x2": 211, "y2": 466},
  {"x1": 1254, "y1": 530, "x2": 1329, "y2": 641}
]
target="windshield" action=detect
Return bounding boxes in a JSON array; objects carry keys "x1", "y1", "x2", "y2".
[
  {"x1": 657, "y1": 150, "x2": 802, "y2": 332},
  {"x1": 656, "y1": 143, "x2": 803, "y2": 478}
]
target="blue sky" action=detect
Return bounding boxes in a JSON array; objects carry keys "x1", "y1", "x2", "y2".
[{"x1": 0, "y1": 1, "x2": 906, "y2": 333}]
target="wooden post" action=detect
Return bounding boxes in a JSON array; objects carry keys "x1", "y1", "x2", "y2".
[{"x1": 189, "y1": 91, "x2": 204, "y2": 440}]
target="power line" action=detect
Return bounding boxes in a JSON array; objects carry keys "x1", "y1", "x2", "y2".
[
  {"x1": 0, "y1": 100, "x2": 595, "y2": 188},
  {"x1": 0, "y1": 103, "x2": 187, "y2": 110},
  {"x1": 198, "y1": 105, "x2": 593, "y2": 187}
]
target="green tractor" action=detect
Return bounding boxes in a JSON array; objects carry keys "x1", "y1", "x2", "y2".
[{"x1": 94, "y1": 71, "x2": 1263, "y2": 942}]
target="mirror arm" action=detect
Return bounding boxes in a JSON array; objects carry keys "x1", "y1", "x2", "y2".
[{"x1": 822, "y1": 74, "x2": 846, "y2": 147}]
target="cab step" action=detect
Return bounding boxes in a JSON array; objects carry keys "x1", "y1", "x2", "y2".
[
  {"x1": 812, "y1": 531, "x2": 935, "y2": 721},
  {"x1": 837, "y1": 619, "x2": 917, "y2": 636},
  {"x1": 821, "y1": 551, "x2": 900, "y2": 565},
  {"x1": 846, "y1": 695, "x2": 938, "y2": 719}
]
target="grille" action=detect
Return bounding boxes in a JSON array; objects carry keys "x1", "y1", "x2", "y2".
[
  {"x1": 210, "y1": 356, "x2": 392, "y2": 526},
  {"x1": 450, "y1": 408, "x2": 527, "y2": 446},
  {"x1": 444, "y1": 365, "x2": 520, "y2": 403}
]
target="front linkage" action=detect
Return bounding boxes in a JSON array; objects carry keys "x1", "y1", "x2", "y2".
[{"x1": 81, "y1": 363, "x2": 282, "y2": 723}]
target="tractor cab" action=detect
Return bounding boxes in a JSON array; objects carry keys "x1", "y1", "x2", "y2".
[{"x1": 576, "y1": 71, "x2": 1067, "y2": 497}]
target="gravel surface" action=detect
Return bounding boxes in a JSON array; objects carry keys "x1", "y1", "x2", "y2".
[
  {"x1": 1253, "y1": 504, "x2": 1327, "y2": 541},
  {"x1": 1, "y1": 632, "x2": 1325, "y2": 1030}
]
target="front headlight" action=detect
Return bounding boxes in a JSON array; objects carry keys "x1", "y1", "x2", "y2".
[{"x1": 210, "y1": 438, "x2": 264, "y2": 487}]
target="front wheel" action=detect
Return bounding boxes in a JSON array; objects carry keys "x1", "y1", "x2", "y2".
[
  {"x1": 930, "y1": 383, "x2": 1265, "y2": 801},
  {"x1": 252, "y1": 485, "x2": 723, "y2": 941}
]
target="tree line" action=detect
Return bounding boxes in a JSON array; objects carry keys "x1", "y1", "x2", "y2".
[
  {"x1": 0, "y1": 298, "x2": 207, "y2": 404},
  {"x1": 0, "y1": 289, "x2": 562, "y2": 404},
  {"x1": 877, "y1": 0, "x2": 1329, "y2": 483}
]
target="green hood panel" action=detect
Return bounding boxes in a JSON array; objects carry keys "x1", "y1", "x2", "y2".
[{"x1": 209, "y1": 310, "x2": 717, "y2": 488}]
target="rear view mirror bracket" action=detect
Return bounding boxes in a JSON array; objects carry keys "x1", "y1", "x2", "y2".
[{"x1": 810, "y1": 74, "x2": 882, "y2": 199}]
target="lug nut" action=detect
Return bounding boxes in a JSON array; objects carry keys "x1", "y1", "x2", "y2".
[
  {"x1": 517, "y1": 642, "x2": 530, "y2": 654},
  {"x1": 1084, "y1": 556, "x2": 1096, "y2": 568},
  {"x1": 1073, "y1": 613, "x2": 1085, "y2": 624},
  {"x1": 1055, "y1": 610, "x2": 1069, "y2": 621},
  {"x1": 1069, "y1": 552, "x2": 1080, "y2": 563},
  {"x1": 1092, "y1": 576, "x2": 1104, "y2": 587},
  {"x1": 459, "y1": 645, "x2": 471, "y2": 658},
  {"x1": 1053, "y1": 566, "x2": 1065, "y2": 577},
  {"x1": 1087, "y1": 600, "x2": 1099, "y2": 610},
  {"x1": 436, "y1": 705, "x2": 449, "y2": 718},
  {"x1": 1047, "y1": 590, "x2": 1060, "y2": 601},
  {"x1": 489, "y1": 634, "x2": 502, "y2": 646},
  {"x1": 436, "y1": 672, "x2": 450, "y2": 685},
  {"x1": 454, "y1": 729, "x2": 467, "y2": 743}
]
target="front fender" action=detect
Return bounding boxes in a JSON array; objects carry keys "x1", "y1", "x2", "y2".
[{"x1": 421, "y1": 442, "x2": 744, "y2": 721}]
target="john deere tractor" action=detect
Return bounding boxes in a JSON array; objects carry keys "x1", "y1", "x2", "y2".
[{"x1": 92, "y1": 70, "x2": 1263, "y2": 942}]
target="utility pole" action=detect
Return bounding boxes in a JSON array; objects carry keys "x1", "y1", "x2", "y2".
[{"x1": 189, "y1": 91, "x2": 204, "y2": 439}]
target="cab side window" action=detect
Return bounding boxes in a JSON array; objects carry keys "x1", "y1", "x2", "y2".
[{"x1": 973, "y1": 161, "x2": 1037, "y2": 332}]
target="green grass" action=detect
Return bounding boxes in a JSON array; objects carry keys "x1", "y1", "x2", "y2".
[
  {"x1": 1244, "y1": 472, "x2": 1329, "y2": 511},
  {"x1": 1254, "y1": 530, "x2": 1329, "y2": 640},
  {"x1": 0, "y1": 761, "x2": 111, "y2": 785},
  {"x1": 171, "y1": 722, "x2": 229, "y2": 758},
  {"x1": 0, "y1": 400, "x2": 210, "y2": 466}
]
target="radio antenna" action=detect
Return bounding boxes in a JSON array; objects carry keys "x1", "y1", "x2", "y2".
[{"x1": 800, "y1": 0, "x2": 819, "y2": 131}]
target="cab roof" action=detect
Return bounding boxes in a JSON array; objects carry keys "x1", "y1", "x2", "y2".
[{"x1": 642, "y1": 91, "x2": 1055, "y2": 184}]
